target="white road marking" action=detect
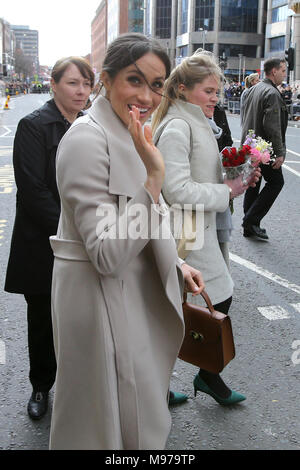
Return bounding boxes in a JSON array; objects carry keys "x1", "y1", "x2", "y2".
[
  {"x1": 230, "y1": 252, "x2": 300, "y2": 295},
  {"x1": 0, "y1": 340, "x2": 6, "y2": 365},
  {"x1": 286, "y1": 149, "x2": 300, "y2": 158},
  {"x1": 0, "y1": 126, "x2": 12, "y2": 137},
  {"x1": 291, "y1": 303, "x2": 300, "y2": 314},
  {"x1": 258, "y1": 306, "x2": 290, "y2": 320},
  {"x1": 0, "y1": 164, "x2": 15, "y2": 194},
  {"x1": 283, "y1": 163, "x2": 300, "y2": 178},
  {"x1": 0, "y1": 220, "x2": 7, "y2": 247}
]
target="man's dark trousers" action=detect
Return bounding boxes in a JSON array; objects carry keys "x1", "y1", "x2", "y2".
[
  {"x1": 24, "y1": 294, "x2": 56, "y2": 392},
  {"x1": 243, "y1": 163, "x2": 284, "y2": 227}
]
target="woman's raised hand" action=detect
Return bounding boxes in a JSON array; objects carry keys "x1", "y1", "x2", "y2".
[{"x1": 128, "y1": 106, "x2": 165, "y2": 203}]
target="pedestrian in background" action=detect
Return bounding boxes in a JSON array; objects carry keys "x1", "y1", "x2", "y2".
[
  {"x1": 240, "y1": 72, "x2": 260, "y2": 125},
  {"x1": 4, "y1": 57, "x2": 94, "y2": 420},
  {"x1": 152, "y1": 50, "x2": 259, "y2": 406},
  {"x1": 241, "y1": 58, "x2": 288, "y2": 240},
  {"x1": 49, "y1": 33, "x2": 204, "y2": 450}
]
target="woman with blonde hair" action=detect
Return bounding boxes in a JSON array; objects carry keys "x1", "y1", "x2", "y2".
[
  {"x1": 240, "y1": 73, "x2": 260, "y2": 123},
  {"x1": 153, "y1": 50, "x2": 259, "y2": 406}
]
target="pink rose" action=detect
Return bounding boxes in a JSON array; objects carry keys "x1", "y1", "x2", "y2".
[
  {"x1": 250, "y1": 148, "x2": 261, "y2": 166},
  {"x1": 261, "y1": 152, "x2": 270, "y2": 164}
]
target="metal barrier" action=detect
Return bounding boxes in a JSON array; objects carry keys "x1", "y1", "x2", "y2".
[
  {"x1": 288, "y1": 102, "x2": 300, "y2": 121},
  {"x1": 228, "y1": 99, "x2": 240, "y2": 114}
]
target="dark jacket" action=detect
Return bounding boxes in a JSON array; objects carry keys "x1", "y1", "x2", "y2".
[
  {"x1": 5, "y1": 99, "x2": 71, "y2": 294},
  {"x1": 241, "y1": 78, "x2": 288, "y2": 159},
  {"x1": 213, "y1": 104, "x2": 233, "y2": 152}
]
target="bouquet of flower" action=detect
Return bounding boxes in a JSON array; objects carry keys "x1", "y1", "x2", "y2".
[
  {"x1": 221, "y1": 130, "x2": 274, "y2": 183},
  {"x1": 243, "y1": 129, "x2": 273, "y2": 167},
  {"x1": 221, "y1": 144, "x2": 253, "y2": 182}
]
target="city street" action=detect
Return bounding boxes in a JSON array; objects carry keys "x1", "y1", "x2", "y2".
[{"x1": 0, "y1": 93, "x2": 300, "y2": 450}]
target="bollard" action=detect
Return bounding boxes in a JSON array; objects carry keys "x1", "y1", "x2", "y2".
[{"x1": 4, "y1": 99, "x2": 10, "y2": 110}]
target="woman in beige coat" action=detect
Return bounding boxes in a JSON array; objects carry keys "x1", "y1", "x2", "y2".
[
  {"x1": 152, "y1": 51, "x2": 259, "y2": 407},
  {"x1": 49, "y1": 33, "x2": 204, "y2": 450}
]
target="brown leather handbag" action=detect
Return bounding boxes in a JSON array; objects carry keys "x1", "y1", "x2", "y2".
[{"x1": 178, "y1": 291, "x2": 235, "y2": 374}]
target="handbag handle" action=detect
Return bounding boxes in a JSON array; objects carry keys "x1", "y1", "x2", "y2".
[{"x1": 183, "y1": 290, "x2": 215, "y2": 314}]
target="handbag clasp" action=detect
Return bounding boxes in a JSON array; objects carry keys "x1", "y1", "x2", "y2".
[{"x1": 190, "y1": 331, "x2": 204, "y2": 342}]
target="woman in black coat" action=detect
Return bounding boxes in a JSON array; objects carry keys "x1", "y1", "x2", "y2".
[
  {"x1": 213, "y1": 103, "x2": 233, "y2": 152},
  {"x1": 5, "y1": 57, "x2": 94, "y2": 419}
]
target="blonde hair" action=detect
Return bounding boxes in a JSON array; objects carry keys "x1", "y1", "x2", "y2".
[
  {"x1": 152, "y1": 49, "x2": 223, "y2": 133},
  {"x1": 245, "y1": 73, "x2": 259, "y2": 88}
]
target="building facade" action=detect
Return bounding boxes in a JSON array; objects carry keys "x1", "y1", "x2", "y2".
[
  {"x1": 91, "y1": 0, "x2": 300, "y2": 82},
  {"x1": 0, "y1": 18, "x2": 16, "y2": 78},
  {"x1": 265, "y1": 1, "x2": 300, "y2": 82},
  {"x1": 265, "y1": 0, "x2": 292, "y2": 58},
  {"x1": 91, "y1": 0, "x2": 145, "y2": 73},
  {"x1": 92, "y1": 1, "x2": 108, "y2": 75},
  {"x1": 11, "y1": 25, "x2": 39, "y2": 75},
  {"x1": 144, "y1": 0, "x2": 267, "y2": 80}
]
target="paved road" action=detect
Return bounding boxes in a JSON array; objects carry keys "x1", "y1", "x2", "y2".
[{"x1": 0, "y1": 95, "x2": 299, "y2": 450}]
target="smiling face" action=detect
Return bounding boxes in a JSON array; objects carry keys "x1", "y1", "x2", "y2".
[
  {"x1": 101, "y1": 52, "x2": 166, "y2": 126},
  {"x1": 180, "y1": 75, "x2": 220, "y2": 118}
]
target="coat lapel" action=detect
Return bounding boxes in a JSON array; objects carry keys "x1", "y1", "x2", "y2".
[
  {"x1": 89, "y1": 96, "x2": 184, "y2": 318},
  {"x1": 88, "y1": 96, "x2": 146, "y2": 198}
]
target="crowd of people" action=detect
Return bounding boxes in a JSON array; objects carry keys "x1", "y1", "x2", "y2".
[
  {"x1": 4, "y1": 80, "x2": 51, "y2": 96},
  {"x1": 4, "y1": 33, "x2": 289, "y2": 450}
]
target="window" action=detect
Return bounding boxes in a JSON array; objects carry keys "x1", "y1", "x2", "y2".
[
  {"x1": 272, "y1": 5, "x2": 288, "y2": 23},
  {"x1": 156, "y1": 0, "x2": 172, "y2": 38},
  {"x1": 193, "y1": 43, "x2": 214, "y2": 53},
  {"x1": 128, "y1": 0, "x2": 144, "y2": 33},
  {"x1": 178, "y1": 45, "x2": 188, "y2": 58},
  {"x1": 181, "y1": 0, "x2": 189, "y2": 34},
  {"x1": 219, "y1": 44, "x2": 257, "y2": 58},
  {"x1": 221, "y1": 0, "x2": 258, "y2": 33},
  {"x1": 195, "y1": 0, "x2": 215, "y2": 31},
  {"x1": 270, "y1": 36, "x2": 285, "y2": 52}
]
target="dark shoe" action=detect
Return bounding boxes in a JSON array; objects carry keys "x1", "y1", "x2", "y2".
[
  {"x1": 168, "y1": 390, "x2": 188, "y2": 406},
  {"x1": 193, "y1": 374, "x2": 246, "y2": 406},
  {"x1": 27, "y1": 391, "x2": 48, "y2": 420},
  {"x1": 243, "y1": 224, "x2": 269, "y2": 240}
]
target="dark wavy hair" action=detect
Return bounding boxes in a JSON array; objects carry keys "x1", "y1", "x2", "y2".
[{"x1": 101, "y1": 32, "x2": 171, "y2": 81}]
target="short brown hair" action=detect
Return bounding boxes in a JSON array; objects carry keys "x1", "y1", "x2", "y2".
[
  {"x1": 264, "y1": 58, "x2": 285, "y2": 76},
  {"x1": 51, "y1": 57, "x2": 95, "y2": 88}
]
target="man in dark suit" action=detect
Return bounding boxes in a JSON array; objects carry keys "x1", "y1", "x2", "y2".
[{"x1": 241, "y1": 58, "x2": 288, "y2": 240}]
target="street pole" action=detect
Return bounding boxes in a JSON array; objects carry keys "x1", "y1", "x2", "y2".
[
  {"x1": 198, "y1": 28, "x2": 207, "y2": 50},
  {"x1": 238, "y1": 53, "x2": 243, "y2": 84}
]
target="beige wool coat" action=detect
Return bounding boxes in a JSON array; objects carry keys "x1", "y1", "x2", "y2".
[
  {"x1": 49, "y1": 96, "x2": 185, "y2": 450},
  {"x1": 154, "y1": 100, "x2": 234, "y2": 306}
]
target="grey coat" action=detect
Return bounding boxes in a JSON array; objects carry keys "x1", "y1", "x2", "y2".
[
  {"x1": 49, "y1": 96, "x2": 184, "y2": 450},
  {"x1": 154, "y1": 100, "x2": 234, "y2": 306},
  {"x1": 241, "y1": 78, "x2": 288, "y2": 159}
]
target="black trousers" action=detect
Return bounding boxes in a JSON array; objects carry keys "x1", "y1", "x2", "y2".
[
  {"x1": 213, "y1": 296, "x2": 232, "y2": 315},
  {"x1": 24, "y1": 294, "x2": 56, "y2": 392},
  {"x1": 243, "y1": 164, "x2": 284, "y2": 227}
]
